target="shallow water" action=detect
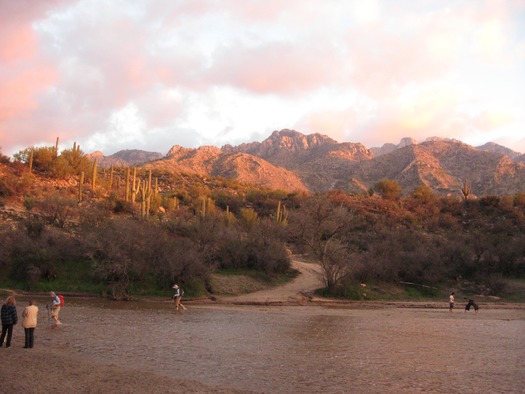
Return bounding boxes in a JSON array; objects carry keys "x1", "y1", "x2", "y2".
[{"x1": 31, "y1": 299, "x2": 525, "y2": 393}]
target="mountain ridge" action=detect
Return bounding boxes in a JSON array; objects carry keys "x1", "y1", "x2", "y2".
[{"x1": 88, "y1": 130, "x2": 525, "y2": 196}]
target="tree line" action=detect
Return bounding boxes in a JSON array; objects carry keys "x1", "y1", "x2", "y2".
[{"x1": 1, "y1": 143, "x2": 524, "y2": 299}]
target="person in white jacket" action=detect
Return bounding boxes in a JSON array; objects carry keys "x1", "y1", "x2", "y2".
[
  {"x1": 22, "y1": 300, "x2": 38, "y2": 348},
  {"x1": 47, "y1": 292, "x2": 61, "y2": 325},
  {"x1": 172, "y1": 284, "x2": 187, "y2": 311}
]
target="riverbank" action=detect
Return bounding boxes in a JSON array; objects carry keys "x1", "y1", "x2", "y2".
[
  {"x1": 1, "y1": 302, "x2": 524, "y2": 393},
  {"x1": 0, "y1": 344, "x2": 243, "y2": 394}
]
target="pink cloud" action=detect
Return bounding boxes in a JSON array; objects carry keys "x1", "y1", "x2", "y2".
[
  {"x1": 206, "y1": 42, "x2": 342, "y2": 94},
  {"x1": 0, "y1": 1, "x2": 68, "y2": 153},
  {"x1": 472, "y1": 110, "x2": 514, "y2": 132},
  {"x1": 1, "y1": 0, "x2": 524, "y2": 157},
  {"x1": 0, "y1": 25, "x2": 36, "y2": 62},
  {"x1": 295, "y1": 108, "x2": 358, "y2": 143}
]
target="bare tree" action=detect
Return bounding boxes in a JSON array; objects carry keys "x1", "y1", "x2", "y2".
[{"x1": 288, "y1": 195, "x2": 357, "y2": 291}]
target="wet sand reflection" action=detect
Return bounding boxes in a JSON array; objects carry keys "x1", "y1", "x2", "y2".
[{"x1": 33, "y1": 299, "x2": 525, "y2": 393}]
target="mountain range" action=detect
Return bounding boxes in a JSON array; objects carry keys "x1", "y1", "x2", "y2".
[{"x1": 90, "y1": 129, "x2": 525, "y2": 197}]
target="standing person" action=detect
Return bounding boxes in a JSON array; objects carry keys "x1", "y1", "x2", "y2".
[
  {"x1": 0, "y1": 296, "x2": 18, "y2": 348},
  {"x1": 47, "y1": 291, "x2": 62, "y2": 325},
  {"x1": 172, "y1": 284, "x2": 187, "y2": 311},
  {"x1": 465, "y1": 299, "x2": 479, "y2": 313},
  {"x1": 22, "y1": 300, "x2": 38, "y2": 348},
  {"x1": 449, "y1": 292, "x2": 455, "y2": 312}
]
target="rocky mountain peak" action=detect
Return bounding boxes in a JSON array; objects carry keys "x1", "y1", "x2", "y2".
[
  {"x1": 476, "y1": 142, "x2": 522, "y2": 159},
  {"x1": 87, "y1": 149, "x2": 163, "y2": 168},
  {"x1": 264, "y1": 129, "x2": 337, "y2": 151},
  {"x1": 399, "y1": 137, "x2": 417, "y2": 147},
  {"x1": 371, "y1": 137, "x2": 417, "y2": 157},
  {"x1": 167, "y1": 145, "x2": 192, "y2": 157},
  {"x1": 89, "y1": 131, "x2": 525, "y2": 196}
]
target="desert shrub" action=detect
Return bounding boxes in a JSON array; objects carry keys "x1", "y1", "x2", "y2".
[
  {"x1": 52, "y1": 147, "x2": 91, "y2": 178},
  {"x1": 23, "y1": 197, "x2": 36, "y2": 211},
  {"x1": 0, "y1": 168, "x2": 32, "y2": 196},
  {"x1": 244, "y1": 235, "x2": 290, "y2": 275},
  {"x1": 14, "y1": 146, "x2": 55, "y2": 171},
  {"x1": 479, "y1": 195, "x2": 500, "y2": 213},
  {"x1": 374, "y1": 179, "x2": 403, "y2": 200},
  {"x1": 214, "y1": 237, "x2": 251, "y2": 270},
  {"x1": 474, "y1": 274, "x2": 506, "y2": 296},
  {"x1": 79, "y1": 203, "x2": 112, "y2": 227},
  {"x1": 0, "y1": 173, "x2": 16, "y2": 197},
  {"x1": 205, "y1": 217, "x2": 290, "y2": 275},
  {"x1": 36, "y1": 191, "x2": 78, "y2": 228},
  {"x1": 7, "y1": 226, "x2": 80, "y2": 289},
  {"x1": 82, "y1": 218, "x2": 209, "y2": 299},
  {"x1": 23, "y1": 218, "x2": 46, "y2": 239},
  {"x1": 0, "y1": 148, "x2": 10, "y2": 163}
]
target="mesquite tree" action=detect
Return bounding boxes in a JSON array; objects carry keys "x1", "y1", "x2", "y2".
[{"x1": 287, "y1": 195, "x2": 357, "y2": 292}]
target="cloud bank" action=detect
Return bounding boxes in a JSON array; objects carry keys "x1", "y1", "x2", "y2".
[{"x1": 1, "y1": 0, "x2": 524, "y2": 156}]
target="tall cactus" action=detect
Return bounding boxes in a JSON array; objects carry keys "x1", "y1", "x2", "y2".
[
  {"x1": 131, "y1": 167, "x2": 138, "y2": 204},
  {"x1": 109, "y1": 165, "x2": 114, "y2": 191},
  {"x1": 226, "y1": 205, "x2": 233, "y2": 226},
  {"x1": 145, "y1": 180, "x2": 152, "y2": 218},
  {"x1": 200, "y1": 196, "x2": 206, "y2": 218},
  {"x1": 275, "y1": 201, "x2": 288, "y2": 224},
  {"x1": 125, "y1": 167, "x2": 130, "y2": 201},
  {"x1": 79, "y1": 171, "x2": 84, "y2": 202},
  {"x1": 461, "y1": 180, "x2": 471, "y2": 202},
  {"x1": 55, "y1": 137, "x2": 59, "y2": 158},
  {"x1": 141, "y1": 180, "x2": 146, "y2": 219},
  {"x1": 92, "y1": 157, "x2": 98, "y2": 189},
  {"x1": 28, "y1": 148, "x2": 34, "y2": 174}
]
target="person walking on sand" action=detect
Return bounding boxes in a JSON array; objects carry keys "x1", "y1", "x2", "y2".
[
  {"x1": 47, "y1": 292, "x2": 62, "y2": 325},
  {"x1": 172, "y1": 284, "x2": 187, "y2": 311},
  {"x1": 449, "y1": 292, "x2": 455, "y2": 312},
  {"x1": 0, "y1": 296, "x2": 18, "y2": 348},
  {"x1": 22, "y1": 300, "x2": 38, "y2": 348}
]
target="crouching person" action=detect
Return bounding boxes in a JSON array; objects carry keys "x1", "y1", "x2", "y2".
[{"x1": 465, "y1": 299, "x2": 479, "y2": 313}]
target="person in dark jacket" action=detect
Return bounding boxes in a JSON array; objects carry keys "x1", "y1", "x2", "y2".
[
  {"x1": 0, "y1": 296, "x2": 18, "y2": 348},
  {"x1": 464, "y1": 299, "x2": 479, "y2": 313}
]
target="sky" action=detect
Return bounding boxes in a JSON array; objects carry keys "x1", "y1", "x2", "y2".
[{"x1": 1, "y1": 0, "x2": 525, "y2": 157}]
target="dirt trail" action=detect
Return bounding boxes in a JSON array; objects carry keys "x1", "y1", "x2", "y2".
[{"x1": 219, "y1": 259, "x2": 324, "y2": 304}]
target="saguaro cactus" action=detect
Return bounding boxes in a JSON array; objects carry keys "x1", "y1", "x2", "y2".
[
  {"x1": 92, "y1": 157, "x2": 98, "y2": 189},
  {"x1": 461, "y1": 180, "x2": 471, "y2": 202},
  {"x1": 141, "y1": 180, "x2": 147, "y2": 218},
  {"x1": 109, "y1": 165, "x2": 114, "y2": 191},
  {"x1": 55, "y1": 137, "x2": 59, "y2": 158},
  {"x1": 28, "y1": 148, "x2": 34, "y2": 174},
  {"x1": 226, "y1": 205, "x2": 233, "y2": 226},
  {"x1": 275, "y1": 201, "x2": 288, "y2": 224},
  {"x1": 79, "y1": 171, "x2": 85, "y2": 202},
  {"x1": 131, "y1": 167, "x2": 138, "y2": 204},
  {"x1": 200, "y1": 196, "x2": 206, "y2": 218},
  {"x1": 125, "y1": 167, "x2": 130, "y2": 201}
]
